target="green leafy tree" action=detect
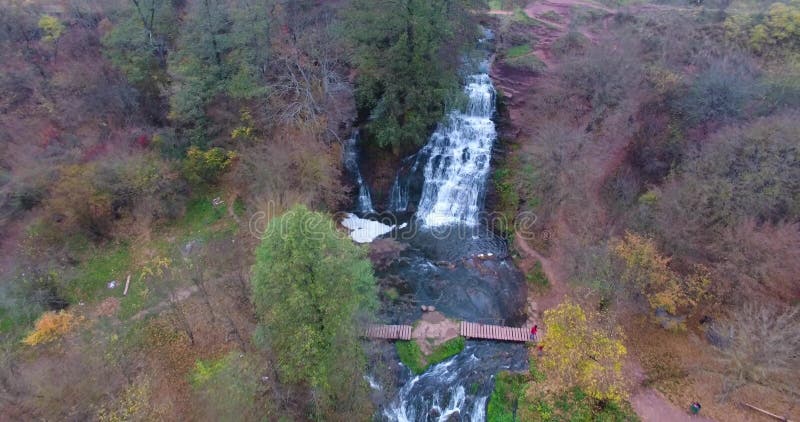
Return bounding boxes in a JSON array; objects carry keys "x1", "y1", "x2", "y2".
[
  {"x1": 344, "y1": 0, "x2": 476, "y2": 150},
  {"x1": 102, "y1": 0, "x2": 178, "y2": 119},
  {"x1": 251, "y1": 205, "x2": 376, "y2": 418},
  {"x1": 169, "y1": 0, "x2": 270, "y2": 142}
]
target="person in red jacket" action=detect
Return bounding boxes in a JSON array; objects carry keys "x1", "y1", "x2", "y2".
[{"x1": 530, "y1": 325, "x2": 538, "y2": 342}]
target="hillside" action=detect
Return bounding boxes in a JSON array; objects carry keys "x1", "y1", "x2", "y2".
[{"x1": 0, "y1": 0, "x2": 798, "y2": 421}]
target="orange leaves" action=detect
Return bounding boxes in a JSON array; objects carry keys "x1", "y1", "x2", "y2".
[{"x1": 23, "y1": 310, "x2": 78, "y2": 346}]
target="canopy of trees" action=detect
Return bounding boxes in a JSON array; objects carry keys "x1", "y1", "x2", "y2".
[{"x1": 251, "y1": 205, "x2": 377, "y2": 418}]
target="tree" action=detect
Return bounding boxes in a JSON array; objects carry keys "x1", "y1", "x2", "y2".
[
  {"x1": 656, "y1": 114, "x2": 800, "y2": 257},
  {"x1": 541, "y1": 302, "x2": 627, "y2": 402},
  {"x1": 343, "y1": 0, "x2": 476, "y2": 150},
  {"x1": 102, "y1": 0, "x2": 178, "y2": 120},
  {"x1": 169, "y1": 0, "x2": 271, "y2": 143},
  {"x1": 712, "y1": 304, "x2": 800, "y2": 398},
  {"x1": 251, "y1": 204, "x2": 376, "y2": 418},
  {"x1": 613, "y1": 231, "x2": 710, "y2": 316}
]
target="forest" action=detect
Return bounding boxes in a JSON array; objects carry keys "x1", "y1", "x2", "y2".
[{"x1": 0, "y1": 0, "x2": 798, "y2": 421}]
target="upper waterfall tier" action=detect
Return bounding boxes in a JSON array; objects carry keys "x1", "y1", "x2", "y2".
[{"x1": 415, "y1": 73, "x2": 497, "y2": 226}]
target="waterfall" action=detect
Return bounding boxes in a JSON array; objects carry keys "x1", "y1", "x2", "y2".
[
  {"x1": 381, "y1": 343, "x2": 526, "y2": 422},
  {"x1": 414, "y1": 73, "x2": 497, "y2": 226},
  {"x1": 343, "y1": 131, "x2": 375, "y2": 214},
  {"x1": 389, "y1": 174, "x2": 409, "y2": 212}
]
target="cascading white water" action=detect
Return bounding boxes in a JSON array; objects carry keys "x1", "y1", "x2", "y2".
[
  {"x1": 343, "y1": 132, "x2": 375, "y2": 213},
  {"x1": 384, "y1": 356, "x2": 483, "y2": 422},
  {"x1": 415, "y1": 73, "x2": 496, "y2": 226},
  {"x1": 389, "y1": 173, "x2": 410, "y2": 212}
]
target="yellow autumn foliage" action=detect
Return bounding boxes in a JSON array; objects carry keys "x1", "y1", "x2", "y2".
[
  {"x1": 541, "y1": 302, "x2": 628, "y2": 401},
  {"x1": 23, "y1": 310, "x2": 77, "y2": 346},
  {"x1": 613, "y1": 231, "x2": 710, "y2": 315}
]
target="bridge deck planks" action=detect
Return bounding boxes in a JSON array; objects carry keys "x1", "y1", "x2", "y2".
[
  {"x1": 364, "y1": 322, "x2": 532, "y2": 343},
  {"x1": 459, "y1": 321, "x2": 532, "y2": 343},
  {"x1": 363, "y1": 324, "x2": 413, "y2": 340}
]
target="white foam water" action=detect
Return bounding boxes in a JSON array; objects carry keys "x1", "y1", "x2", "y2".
[{"x1": 415, "y1": 73, "x2": 496, "y2": 226}]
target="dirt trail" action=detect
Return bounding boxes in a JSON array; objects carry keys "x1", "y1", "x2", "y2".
[{"x1": 631, "y1": 390, "x2": 714, "y2": 422}]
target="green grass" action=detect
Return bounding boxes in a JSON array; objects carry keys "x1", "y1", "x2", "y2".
[
  {"x1": 494, "y1": 165, "x2": 520, "y2": 236},
  {"x1": 487, "y1": 371, "x2": 528, "y2": 422},
  {"x1": 176, "y1": 196, "x2": 227, "y2": 238},
  {"x1": 190, "y1": 355, "x2": 228, "y2": 388},
  {"x1": 526, "y1": 261, "x2": 550, "y2": 291},
  {"x1": 525, "y1": 387, "x2": 640, "y2": 421},
  {"x1": 396, "y1": 337, "x2": 466, "y2": 375},
  {"x1": 0, "y1": 305, "x2": 38, "y2": 338},
  {"x1": 506, "y1": 44, "x2": 532, "y2": 59},
  {"x1": 65, "y1": 244, "x2": 132, "y2": 304},
  {"x1": 396, "y1": 340, "x2": 426, "y2": 374}
]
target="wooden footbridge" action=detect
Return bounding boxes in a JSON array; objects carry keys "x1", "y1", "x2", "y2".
[
  {"x1": 460, "y1": 321, "x2": 532, "y2": 342},
  {"x1": 364, "y1": 322, "x2": 532, "y2": 343},
  {"x1": 364, "y1": 324, "x2": 414, "y2": 340}
]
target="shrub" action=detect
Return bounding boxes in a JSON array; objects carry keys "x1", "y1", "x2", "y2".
[
  {"x1": 493, "y1": 165, "x2": 521, "y2": 236},
  {"x1": 726, "y1": 2, "x2": 800, "y2": 55},
  {"x1": 562, "y1": 43, "x2": 642, "y2": 112},
  {"x1": 676, "y1": 60, "x2": 760, "y2": 125},
  {"x1": 526, "y1": 261, "x2": 549, "y2": 290},
  {"x1": 184, "y1": 146, "x2": 237, "y2": 185},
  {"x1": 22, "y1": 310, "x2": 77, "y2": 346},
  {"x1": 505, "y1": 54, "x2": 547, "y2": 74},
  {"x1": 551, "y1": 31, "x2": 589, "y2": 57},
  {"x1": 97, "y1": 376, "x2": 167, "y2": 422}
]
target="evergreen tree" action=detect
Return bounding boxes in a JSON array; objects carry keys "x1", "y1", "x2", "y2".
[
  {"x1": 344, "y1": 0, "x2": 476, "y2": 150},
  {"x1": 169, "y1": 0, "x2": 271, "y2": 144},
  {"x1": 251, "y1": 205, "x2": 376, "y2": 418}
]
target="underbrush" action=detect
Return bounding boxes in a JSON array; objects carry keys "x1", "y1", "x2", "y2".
[
  {"x1": 505, "y1": 54, "x2": 547, "y2": 74},
  {"x1": 506, "y1": 44, "x2": 532, "y2": 59},
  {"x1": 526, "y1": 261, "x2": 550, "y2": 291},
  {"x1": 489, "y1": 360, "x2": 639, "y2": 421}
]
